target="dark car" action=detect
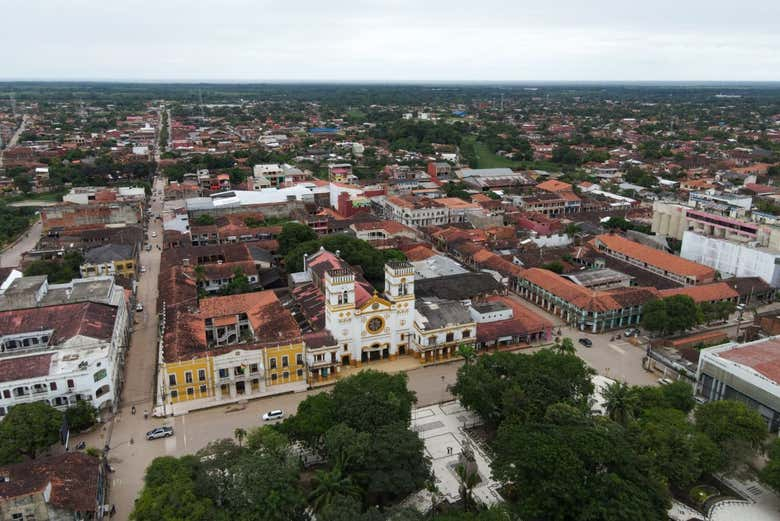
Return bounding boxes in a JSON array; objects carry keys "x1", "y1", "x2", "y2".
[{"x1": 578, "y1": 338, "x2": 593, "y2": 348}]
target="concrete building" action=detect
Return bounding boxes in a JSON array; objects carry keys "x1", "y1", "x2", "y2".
[
  {"x1": 0, "y1": 453, "x2": 107, "y2": 521},
  {"x1": 592, "y1": 234, "x2": 716, "y2": 286},
  {"x1": 680, "y1": 231, "x2": 780, "y2": 288},
  {"x1": 413, "y1": 298, "x2": 476, "y2": 363},
  {"x1": 697, "y1": 336, "x2": 780, "y2": 432},
  {"x1": 80, "y1": 243, "x2": 138, "y2": 278},
  {"x1": 0, "y1": 275, "x2": 130, "y2": 416}
]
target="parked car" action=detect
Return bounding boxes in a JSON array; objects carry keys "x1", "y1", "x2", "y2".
[
  {"x1": 146, "y1": 426, "x2": 174, "y2": 440},
  {"x1": 151, "y1": 232, "x2": 157, "y2": 238},
  {"x1": 657, "y1": 378, "x2": 674, "y2": 386},
  {"x1": 140, "y1": 266, "x2": 147, "y2": 273},
  {"x1": 136, "y1": 303, "x2": 143, "y2": 312},
  {"x1": 624, "y1": 328, "x2": 639, "y2": 337},
  {"x1": 578, "y1": 338, "x2": 593, "y2": 348},
  {"x1": 146, "y1": 244, "x2": 152, "y2": 251},
  {"x1": 262, "y1": 409, "x2": 284, "y2": 421}
]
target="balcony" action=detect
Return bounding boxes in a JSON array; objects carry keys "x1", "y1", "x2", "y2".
[{"x1": 310, "y1": 357, "x2": 338, "y2": 369}]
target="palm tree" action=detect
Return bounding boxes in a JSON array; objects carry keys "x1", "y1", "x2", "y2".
[
  {"x1": 455, "y1": 462, "x2": 480, "y2": 511},
  {"x1": 602, "y1": 381, "x2": 637, "y2": 427},
  {"x1": 233, "y1": 427, "x2": 246, "y2": 447},
  {"x1": 457, "y1": 343, "x2": 476, "y2": 364},
  {"x1": 553, "y1": 337, "x2": 576, "y2": 356},
  {"x1": 308, "y1": 467, "x2": 361, "y2": 513}
]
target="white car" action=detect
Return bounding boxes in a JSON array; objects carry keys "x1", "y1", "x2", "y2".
[
  {"x1": 140, "y1": 266, "x2": 147, "y2": 273},
  {"x1": 136, "y1": 303, "x2": 144, "y2": 312},
  {"x1": 262, "y1": 409, "x2": 284, "y2": 421},
  {"x1": 151, "y1": 232, "x2": 157, "y2": 238},
  {"x1": 657, "y1": 378, "x2": 674, "y2": 386}
]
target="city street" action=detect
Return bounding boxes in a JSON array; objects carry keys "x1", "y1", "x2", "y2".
[{"x1": 0, "y1": 218, "x2": 41, "y2": 268}]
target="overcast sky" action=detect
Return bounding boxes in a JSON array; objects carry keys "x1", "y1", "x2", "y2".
[{"x1": 2, "y1": 0, "x2": 779, "y2": 82}]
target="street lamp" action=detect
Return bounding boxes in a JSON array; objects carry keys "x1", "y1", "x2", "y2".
[{"x1": 735, "y1": 304, "x2": 746, "y2": 342}]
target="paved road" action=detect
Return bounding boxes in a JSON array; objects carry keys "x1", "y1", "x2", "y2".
[
  {"x1": 0, "y1": 115, "x2": 29, "y2": 170},
  {"x1": 0, "y1": 218, "x2": 42, "y2": 268}
]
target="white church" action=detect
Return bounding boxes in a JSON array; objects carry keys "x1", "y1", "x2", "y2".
[{"x1": 291, "y1": 247, "x2": 416, "y2": 374}]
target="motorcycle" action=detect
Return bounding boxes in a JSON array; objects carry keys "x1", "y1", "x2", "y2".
[{"x1": 75, "y1": 441, "x2": 86, "y2": 450}]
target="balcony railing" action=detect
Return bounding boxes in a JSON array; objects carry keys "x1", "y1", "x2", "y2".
[{"x1": 310, "y1": 358, "x2": 338, "y2": 369}]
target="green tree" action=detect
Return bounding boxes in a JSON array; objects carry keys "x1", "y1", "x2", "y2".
[
  {"x1": 553, "y1": 337, "x2": 576, "y2": 356},
  {"x1": 493, "y1": 415, "x2": 669, "y2": 521},
  {"x1": 760, "y1": 438, "x2": 780, "y2": 492},
  {"x1": 695, "y1": 400, "x2": 767, "y2": 469},
  {"x1": 457, "y1": 342, "x2": 477, "y2": 364},
  {"x1": 279, "y1": 392, "x2": 337, "y2": 450},
  {"x1": 278, "y1": 222, "x2": 318, "y2": 255},
  {"x1": 0, "y1": 401, "x2": 64, "y2": 463},
  {"x1": 629, "y1": 408, "x2": 721, "y2": 489},
  {"x1": 659, "y1": 381, "x2": 696, "y2": 414},
  {"x1": 603, "y1": 381, "x2": 638, "y2": 427},
  {"x1": 65, "y1": 400, "x2": 97, "y2": 432},
  {"x1": 455, "y1": 462, "x2": 480, "y2": 511},
  {"x1": 641, "y1": 296, "x2": 701, "y2": 336},
  {"x1": 308, "y1": 467, "x2": 362, "y2": 513},
  {"x1": 330, "y1": 370, "x2": 416, "y2": 433},
  {"x1": 233, "y1": 427, "x2": 246, "y2": 447},
  {"x1": 452, "y1": 350, "x2": 595, "y2": 428},
  {"x1": 13, "y1": 174, "x2": 33, "y2": 194},
  {"x1": 194, "y1": 214, "x2": 215, "y2": 226}
]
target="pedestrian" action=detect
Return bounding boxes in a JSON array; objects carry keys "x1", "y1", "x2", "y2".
[
  {"x1": 131, "y1": 405, "x2": 136, "y2": 415},
  {"x1": 143, "y1": 409, "x2": 148, "y2": 419},
  {"x1": 130, "y1": 437, "x2": 134, "y2": 445}
]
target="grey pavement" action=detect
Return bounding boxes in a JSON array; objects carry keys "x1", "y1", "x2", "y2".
[{"x1": 0, "y1": 218, "x2": 41, "y2": 268}]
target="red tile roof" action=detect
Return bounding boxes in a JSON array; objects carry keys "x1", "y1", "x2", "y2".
[
  {"x1": 536, "y1": 179, "x2": 573, "y2": 193},
  {"x1": 0, "y1": 353, "x2": 54, "y2": 383},
  {"x1": 592, "y1": 234, "x2": 715, "y2": 281},
  {"x1": 718, "y1": 338, "x2": 780, "y2": 384},
  {"x1": 0, "y1": 302, "x2": 118, "y2": 345},
  {"x1": 0, "y1": 453, "x2": 100, "y2": 513},
  {"x1": 659, "y1": 282, "x2": 739, "y2": 303}
]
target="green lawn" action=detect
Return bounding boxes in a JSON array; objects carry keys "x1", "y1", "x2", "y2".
[{"x1": 470, "y1": 140, "x2": 522, "y2": 169}]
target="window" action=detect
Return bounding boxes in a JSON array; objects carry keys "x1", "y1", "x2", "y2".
[
  {"x1": 3, "y1": 390, "x2": 9, "y2": 399},
  {"x1": 462, "y1": 330, "x2": 471, "y2": 338},
  {"x1": 169, "y1": 374, "x2": 177, "y2": 386},
  {"x1": 297, "y1": 369, "x2": 303, "y2": 377},
  {"x1": 271, "y1": 373, "x2": 277, "y2": 381},
  {"x1": 198, "y1": 369, "x2": 206, "y2": 382},
  {"x1": 50, "y1": 382, "x2": 57, "y2": 391},
  {"x1": 12, "y1": 513, "x2": 23, "y2": 521},
  {"x1": 283, "y1": 371, "x2": 290, "y2": 379},
  {"x1": 200, "y1": 385, "x2": 207, "y2": 394},
  {"x1": 218, "y1": 368, "x2": 229, "y2": 379},
  {"x1": 170, "y1": 390, "x2": 178, "y2": 399},
  {"x1": 187, "y1": 387, "x2": 194, "y2": 396},
  {"x1": 185, "y1": 372, "x2": 193, "y2": 384},
  {"x1": 249, "y1": 364, "x2": 258, "y2": 373},
  {"x1": 0, "y1": 407, "x2": 5, "y2": 417},
  {"x1": 296, "y1": 354, "x2": 303, "y2": 365},
  {"x1": 270, "y1": 358, "x2": 277, "y2": 369},
  {"x1": 446, "y1": 332, "x2": 454, "y2": 342},
  {"x1": 282, "y1": 356, "x2": 289, "y2": 368}
]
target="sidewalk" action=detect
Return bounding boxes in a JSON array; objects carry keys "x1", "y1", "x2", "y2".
[{"x1": 412, "y1": 401, "x2": 502, "y2": 507}]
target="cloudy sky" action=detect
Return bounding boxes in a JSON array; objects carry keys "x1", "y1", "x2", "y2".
[{"x1": 2, "y1": 0, "x2": 779, "y2": 82}]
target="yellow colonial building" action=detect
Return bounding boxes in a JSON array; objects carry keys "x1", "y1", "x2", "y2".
[
  {"x1": 80, "y1": 244, "x2": 138, "y2": 278},
  {"x1": 157, "y1": 289, "x2": 306, "y2": 413}
]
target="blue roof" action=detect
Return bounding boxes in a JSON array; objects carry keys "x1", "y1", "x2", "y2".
[{"x1": 309, "y1": 127, "x2": 340, "y2": 134}]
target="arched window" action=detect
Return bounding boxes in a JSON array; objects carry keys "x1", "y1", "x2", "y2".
[{"x1": 342, "y1": 290, "x2": 349, "y2": 304}]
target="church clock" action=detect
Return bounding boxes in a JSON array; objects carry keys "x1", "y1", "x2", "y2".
[{"x1": 366, "y1": 316, "x2": 384, "y2": 334}]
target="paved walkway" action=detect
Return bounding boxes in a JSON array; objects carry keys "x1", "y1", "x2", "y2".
[{"x1": 412, "y1": 401, "x2": 502, "y2": 507}]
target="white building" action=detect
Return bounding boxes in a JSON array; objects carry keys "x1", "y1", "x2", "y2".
[
  {"x1": 0, "y1": 275, "x2": 130, "y2": 418},
  {"x1": 680, "y1": 231, "x2": 780, "y2": 287},
  {"x1": 413, "y1": 298, "x2": 476, "y2": 363},
  {"x1": 697, "y1": 336, "x2": 780, "y2": 432},
  {"x1": 324, "y1": 261, "x2": 416, "y2": 363}
]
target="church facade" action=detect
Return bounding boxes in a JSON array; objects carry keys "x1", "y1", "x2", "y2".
[{"x1": 323, "y1": 261, "x2": 416, "y2": 364}]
